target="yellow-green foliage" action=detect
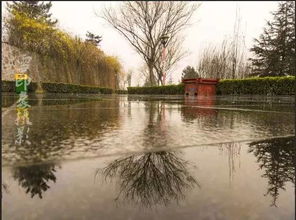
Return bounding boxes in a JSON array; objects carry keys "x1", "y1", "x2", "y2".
[
  {"x1": 6, "y1": 10, "x2": 123, "y2": 89},
  {"x1": 8, "y1": 10, "x2": 55, "y2": 54}
]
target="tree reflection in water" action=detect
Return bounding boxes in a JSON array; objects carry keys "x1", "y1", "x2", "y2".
[
  {"x1": 13, "y1": 163, "x2": 58, "y2": 199},
  {"x1": 249, "y1": 136, "x2": 295, "y2": 207},
  {"x1": 218, "y1": 142, "x2": 241, "y2": 186},
  {"x1": 100, "y1": 151, "x2": 199, "y2": 208}
]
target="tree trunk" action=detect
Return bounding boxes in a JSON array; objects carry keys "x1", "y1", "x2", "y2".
[{"x1": 148, "y1": 63, "x2": 156, "y2": 86}]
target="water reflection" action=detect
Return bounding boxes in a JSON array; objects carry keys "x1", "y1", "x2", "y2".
[
  {"x1": 100, "y1": 151, "x2": 198, "y2": 208},
  {"x1": 98, "y1": 102, "x2": 198, "y2": 208},
  {"x1": 1, "y1": 93, "x2": 103, "y2": 108},
  {"x1": 181, "y1": 96, "x2": 294, "y2": 139},
  {"x1": 249, "y1": 136, "x2": 295, "y2": 207},
  {"x1": 218, "y1": 142, "x2": 241, "y2": 186},
  {"x1": 3, "y1": 95, "x2": 120, "y2": 165},
  {"x1": 13, "y1": 163, "x2": 59, "y2": 199},
  {"x1": 182, "y1": 96, "x2": 218, "y2": 122},
  {"x1": 143, "y1": 101, "x2": 169, "y2": 148}
]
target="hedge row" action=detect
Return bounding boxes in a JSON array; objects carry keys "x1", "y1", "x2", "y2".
[
  {"x1": 128, "y1": 84, "x2": 184, "y2": 95},
  {"x1": 115, "y1": 89, "x2": 128, "y2": 94},
  {"x1": 1, "y1": 81, "x2": 113, "y2": 94},
  {"x1": 217, "y1": 76, "x2": 295, "y2": 95},
  {"x1": 41, "y1": 82, "x2": 113, "y2": 94},
  {"x1": 3, "y1": 76, "x2": 294, "y2": 95},
  {"x1": 127, "y1": 76, "x2": 295, "y2": 95},
  {"x1": 1, "y1": 80, "x2": 38, "y2": 92}
]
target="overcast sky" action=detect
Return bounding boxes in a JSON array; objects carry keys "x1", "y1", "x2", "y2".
[{"x1": 2, "y1": 1, "x2": 279, "y2": 85}]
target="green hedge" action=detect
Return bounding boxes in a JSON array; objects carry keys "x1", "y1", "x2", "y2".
[
  {"x1": 127, "y1": 76, "x2": 295, "y2": 95},
  {"x1": 41, "y1": 82, "x2": 113, "y2": 94},
  {"x1": 115, "y1": 89, "x2": 128, "y2": 94},
  {"x1": 3, "y1": 76, "x2": 294, "y2": 95},
  {"x1": 128, "y1": 84, "x2": 184, "y2": 95},
  {"x1": 1, "y1": 81, "x2": 113, "y2": 94},
  {"x1": 217, "y1": 76, "x2": 295, "y2": 95},
  {"x1": 1, "y1": 80, "x2": 38, "y2": 92}
]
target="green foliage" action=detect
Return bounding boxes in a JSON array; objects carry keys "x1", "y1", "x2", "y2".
[
  {"x1": 5, "y1": 4, "x2": 122, "y2": 89},
  {"x1": 128, "y1": 84, "x2": 184, "y2": 95},
  {"x1": 1, "y1": 81, "x2": 113, "y2": 94},
  {"x1": 41, "y1": 82, "x2": 113, "y2": 94},
  {"x1": 1, "y1": 80, "x2": 38, "y2": 92},
  {"x1": 85, "y1": 31, "x2": 102, "y2": 46},
  {"x1": 250, "y1": 1, "x2": 295, "y2": 76},
  {"x1": 181, "y1": 66, "x2": 199, "y2": 80},
  {"x1": 217, "y1": 76, "x2": 295, "y2": 95},
  {"x1": 128, "y1": 76, "x2": 295, "y2": 95},
  {"x1": 3, "y1": 76, "x2": 294, "y2": 96},
  {"x1": 7, "y1": 1, "x2": 57, "y2": 25},
  {"x1": 115, "y1": 90, "x2": 128, "y2": 94}
]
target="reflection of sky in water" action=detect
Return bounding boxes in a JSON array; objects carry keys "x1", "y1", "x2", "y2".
[
  {"x1": 2, "y1": 138, "x2": 295, "y2": 220},
  {"x1": 2, "y1": 94, "x2": 295, "y2": 220},
  {"x1": 2, "y1": 94, "x2": 294, "y2": 166}
]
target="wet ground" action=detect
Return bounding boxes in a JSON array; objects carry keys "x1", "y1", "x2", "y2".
[{"x1": 2, "y1": 93, "x2": 295, "y2": 220}]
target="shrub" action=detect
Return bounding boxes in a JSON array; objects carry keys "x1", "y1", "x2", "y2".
[
  {"x1": 217, "y1": 76, "x2": 295, "y2": 95},
  {"x1": 1, "y1": 80, "x2": 38, "y2": 92},
  {"x1": 128, "y1": 84, "x2": 184, "y2": 95},
  {"x1": 1, "y1": 81, "x2": 15, "y2": 92},
  {"x1": 41, "y1": 82, "x2": 113, "y2": 94},
  {"x1": 5, "y1": 9, "x2": 122, "y2": 89},
  {"x1": 115, "y1": 90, "x2": 128, "y2": 94},
  {"x1": 127, "y1": 76, "x2": 295, "y2": 95}
]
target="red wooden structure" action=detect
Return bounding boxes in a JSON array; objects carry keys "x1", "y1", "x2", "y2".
[{"x1": 182, "y1": 78, "x2": 219, "y2": 96}]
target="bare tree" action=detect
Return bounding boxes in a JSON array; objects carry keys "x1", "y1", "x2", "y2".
[
  {"x1": 99, "y1": 1, "x2": 200, "y2": 86},
  {"x1": 153, "y1": 37, "x2": 188, "y2": 84},
  {"x1": 196, "y1": 38, "x2": 251, "y2": 79},
  {"x1": 197, "y1": 39, "x2": 232, "y2": 79},
  {"x1": 231, "y1": 5, "x2": 241, "y2": 79},
  {"x1": 126, "y1": 69, "x2": 132, "y2": 87},
  {"x1": 98, "y1": 151, "x2": 198, "y2": 207},
  {"x1": 196, "y1": 5, "x2": 251, "y2": 79},
  {"x1": 119, "y1": 69, "x2": 132, "y2": 89},
  {"x1": 136, "y1": 63, "x2": 150, "y2": 86}
]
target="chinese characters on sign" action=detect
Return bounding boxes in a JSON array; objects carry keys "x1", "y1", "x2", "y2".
[{"x1": 15, "y1": 73, "x2": 32, "y2": 145}]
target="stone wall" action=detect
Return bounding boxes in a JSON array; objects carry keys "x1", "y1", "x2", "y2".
[
  {"x1": 2, "y1": 42, "x2": 39, "y2": 81},
  {"x1": 1, "y1": 42, "x2": 117, "y2": 89}
]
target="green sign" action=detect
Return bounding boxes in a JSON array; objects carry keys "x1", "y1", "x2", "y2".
[{"x1": 15, "y1": 74, "x2": 29, "y2": 94}]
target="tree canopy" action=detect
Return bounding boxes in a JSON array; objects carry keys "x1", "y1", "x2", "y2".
[
  {"x1": 7, "y1": 1, "x2": 57, "y2": 25},
  {"x1": 250, "y1": 1, "x2": 295, "y2": 76},
  {"x1": 85, "y1": 31, "x2": 102, "y2": 46},
  {"x1": 181, "y1": 66, "x2": 199, "y2": 80},
  {"x1": 101, "y1": 2, "x2": 199, "y2": 86}
]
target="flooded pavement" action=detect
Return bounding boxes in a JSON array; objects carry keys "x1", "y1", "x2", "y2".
[{"x1": 2, "y1": 93, "x2": 295, "y2": 220}]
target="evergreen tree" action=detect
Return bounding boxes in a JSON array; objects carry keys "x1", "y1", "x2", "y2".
[
  {"x1": 250, "y1": 1, "x2": 295, "y2": 76},
  {"x1": 7, "y1": 1, "x2": 57, "y2": 25},
  {"x1": 181, "y1": 66, "x2": 199, "y2": 80},
  {"x1": 249, "y1": 137, "x2": 295, "y2": 206},
  {"x1": 85, "y1": 31, "x2": 102, "y2": 46}
]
